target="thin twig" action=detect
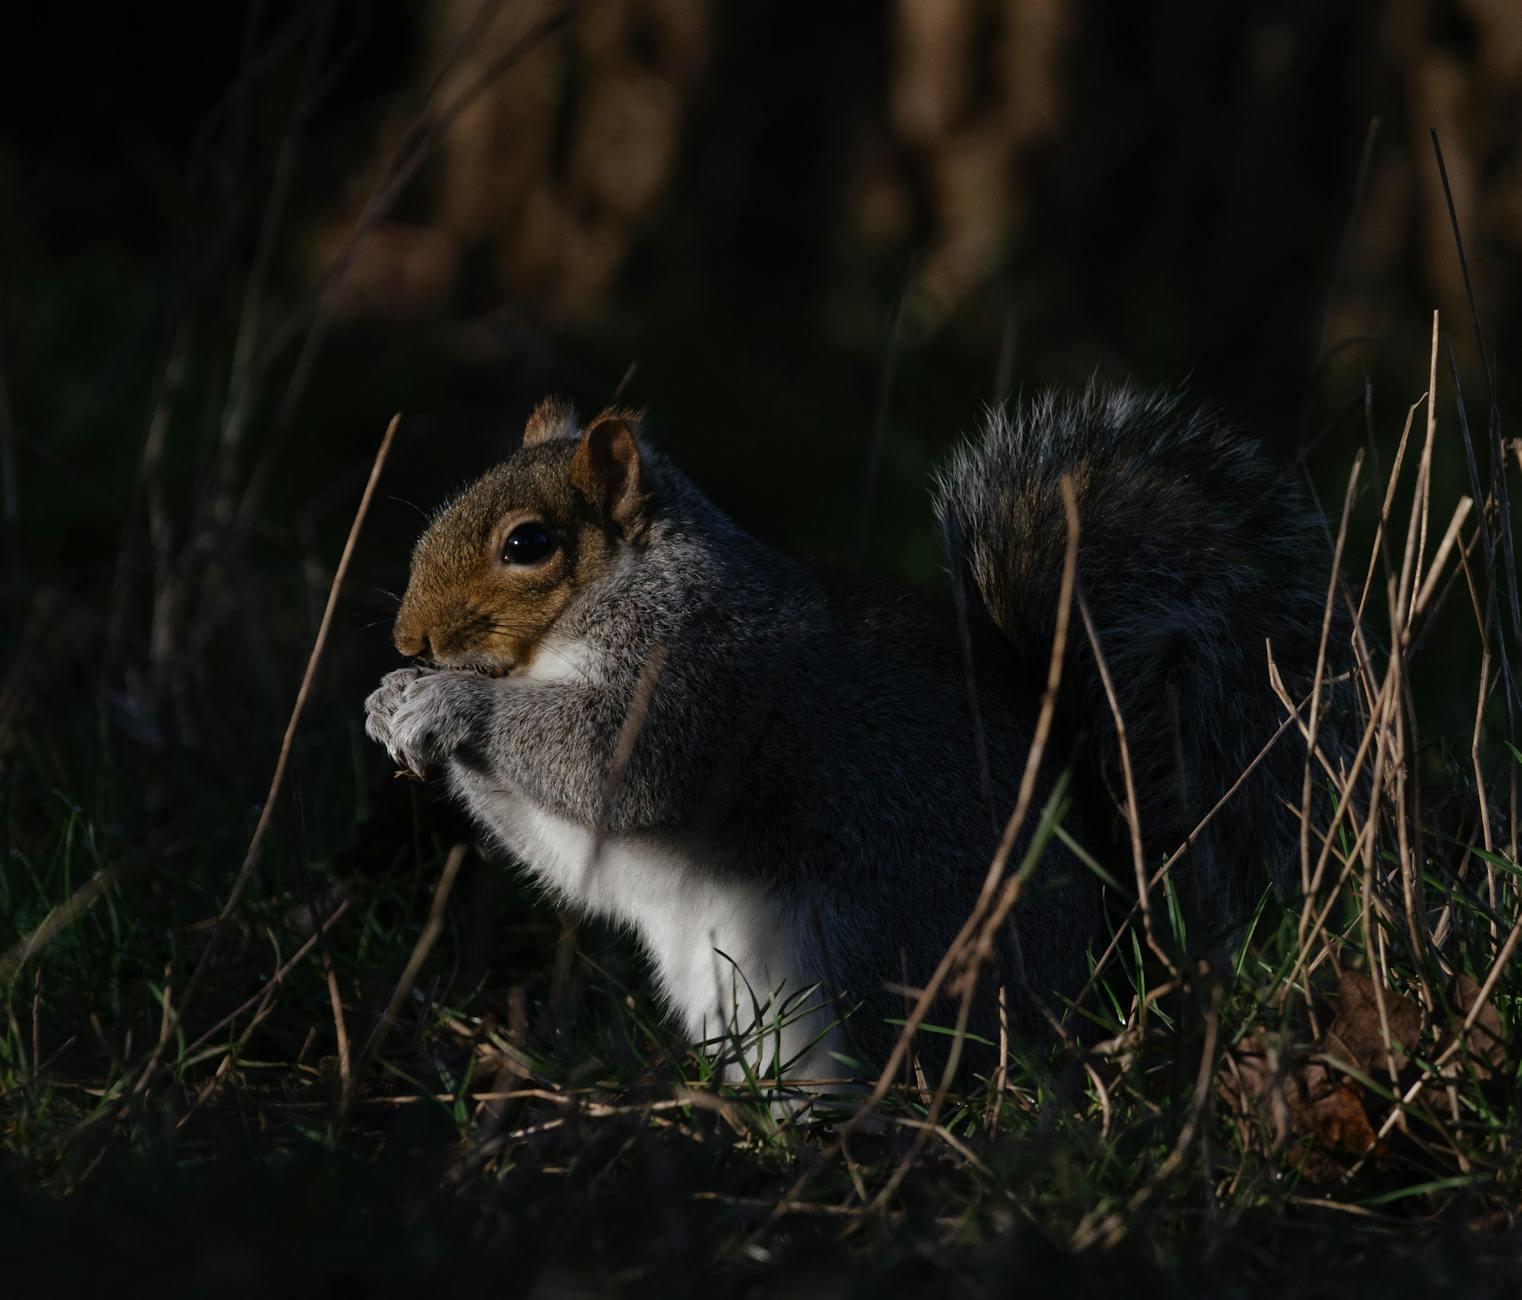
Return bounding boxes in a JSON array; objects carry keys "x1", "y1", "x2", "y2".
[
  {"x1": 353, "y1": 843, "x2": 468, "y2": 1082},
  {"x1": 1078, "y1": 589, "x2": 1177, "y2": 979},
  {"x1": 324, "y1": 950, "x2": 353, "y2": 1110},
  {"x1": 0, "y1": 869, "x2": 120, "y2": 987},
  {"x1": 759, "y1": 479, "x2": 1080, "y2": 1230},
  {"x1": 181, "y1": 898, "x2": 353, "y2": 1060},
  {"x1": 133, "y1": 413, "x2": 398, "y2": 1094}
]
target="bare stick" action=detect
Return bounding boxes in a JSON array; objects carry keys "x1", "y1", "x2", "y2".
[
  {"x1": 1354, "y1": 394, "x2": 1425, "y2": 626},
  {"x1": 1413, "y1": 497, "x2": 1474, "y2": 619},
  {"x1": 1430, "y1": 131, "x2": 1497, "y2": 398},
  {"x1": 223, "y1": 411, "x2": 401, "y2": 921},
  {"x1": 1396, "y1": 312, "x2": 1441, "y2": 628},
  {"x1": 1344, "y1": 901, "x2": 1522, "y2": 1180},
  {"x1": 181, "y1": 898, "x2": 353, "y2": 1059},
  {"x1": 0, "y1": 869, "x2": 119, "y2": 987},
  {"x1": 354, "y1": 842, "x2": 468, "y2": 1078},
  {"x1": 987, "y1": 983, "x2": 1009, "y2": 1132},
  {"x1": 1299, "y1": 452, "x2": 1362, "y2": 895},
  {"x1": 758, "y1": 477, "x2": 1080, "y2": 1230},
  {"x1": 1077, "y1": 591, "x2": 1177, "y2": 979},
  {"x1": 852, "y1": 475, "x2": 1081, "y2": 1123},
  {"x1": 1462, "y1": 546, "x2": 1499, "y2": 937},
  {"x1": 133, "y1": 413, "x2": 398, "y2": 1093},
  {"x1": 324, "y1": 950, "x2": 353, "y2": 1109},
  {"x1": 1432, "y1": 130, "x2": 1516, "y2": 678},
  {"x1": 1288, "y1": 663, "x2": 1389, "y2": 956},
  {"x1": 1073, "y1": 683, "x2": 1325, "y2": 1012},
  {"x1": 1074, "y1": 982, "x2": 1221, "y2": 1250}
]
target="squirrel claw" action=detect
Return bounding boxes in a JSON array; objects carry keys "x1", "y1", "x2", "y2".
[{"x1": 393, "y1": 767, "x2": 427, "y2": 783}]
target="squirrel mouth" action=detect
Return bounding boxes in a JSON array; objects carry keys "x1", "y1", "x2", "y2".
[
  {"x1": 463, "y1": 661, "x2": 514, "y2": 678},
  {"x1": 427, "y1": 658, "x2": 514, "y2": 678}
]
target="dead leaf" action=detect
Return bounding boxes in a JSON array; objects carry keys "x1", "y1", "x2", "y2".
[
  {"x1": 1221, "y1": 1032, "x2": 1292, "y2": 1148},
  {"x1": 1292, "y1": 1060, "x2": 1381, "y2": 1182},
  {"x1": 1323, "y1": 970, "x2": 1423, "y2": 1077},
  {"x1": 1447, "y1": 973, "x2": 1507, "y2": 1078},
  {"x1": 1219, "y1": 1030, "x2": 1384, "y2": 1183}
]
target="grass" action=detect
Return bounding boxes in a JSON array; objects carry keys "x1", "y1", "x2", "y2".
[
  {"x1": 4, "y1": 302, "x2": 1522, "y2": 1298},
  {"x1": 2, "y1": 14, "x2": 1520, "y2": 1290}
]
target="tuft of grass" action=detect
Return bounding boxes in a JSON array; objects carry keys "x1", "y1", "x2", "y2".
[{"x1": 4, "y1": 305, "x2": 1522, "y2": 1297}]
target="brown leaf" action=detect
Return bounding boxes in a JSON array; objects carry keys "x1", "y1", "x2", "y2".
[
  {"x1": 1293, "y1": 1061, "x2": 1381, "y2": 1181},
  {"x1": 1468, "y1": 1209, "x2": 1515, "y2": 1234},
  {"x1": 1448, "y1": 973, "x2": 1507, "y2": 1078},
  {"x1": 1218, "y1": 1031, "x2": 1384, "y2": 1184},
  {"x1": 1219, "y1": 1033, "x2": 1293, "y2": 1149},
  {"x1": 1323, "y1": 970, "x2": 1423, "y2": 1077}
]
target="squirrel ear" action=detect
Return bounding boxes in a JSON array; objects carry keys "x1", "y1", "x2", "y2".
[
  {"x1": 522, "y1": 396, "x2": 580, "y2": 447},
  {"x1": 570, "y1": 411, "x2": 649, "y2": 533}
]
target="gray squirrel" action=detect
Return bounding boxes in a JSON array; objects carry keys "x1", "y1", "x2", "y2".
[{"x1": 364, "y1": 387, "x2": 1341, "y2": 1084}]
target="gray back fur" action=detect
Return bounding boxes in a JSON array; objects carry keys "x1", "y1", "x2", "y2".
[{"x1": 935, "y1": 385, "x2": 1345, "y2": 930}]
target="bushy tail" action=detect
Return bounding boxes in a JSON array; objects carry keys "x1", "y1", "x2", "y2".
[{"x1": 935, "y1": 385, "x2": 1343, "y2": 925}]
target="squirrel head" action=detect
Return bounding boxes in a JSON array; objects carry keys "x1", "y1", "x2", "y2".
[{"x1": 392, "y1": 399, "x2": 653, "y2": 674}]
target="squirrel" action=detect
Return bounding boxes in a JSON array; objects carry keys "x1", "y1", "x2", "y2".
[{"x1": 364, "y1": 387, "x2": 1342, "y2": 1086}]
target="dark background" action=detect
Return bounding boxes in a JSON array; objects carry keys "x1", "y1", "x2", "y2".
[
  {"x1": 4, "y1": 0, "x2": 1515, "y2": 570},
  {"x1": 5, "y1": 0, "x2": 1517, "y2": 759}
]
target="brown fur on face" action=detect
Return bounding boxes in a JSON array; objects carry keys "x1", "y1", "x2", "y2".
[
  {"x1": 521, "y1": 395, "x2": 579, "y2": 447},
  {"x1": 392, "y1": 406, "x2": 650, "y2": 673}
]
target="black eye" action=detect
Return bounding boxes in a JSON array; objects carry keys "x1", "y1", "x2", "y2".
[{"x1": 502, "y1": 521, "x2": 556, "y2": 565}]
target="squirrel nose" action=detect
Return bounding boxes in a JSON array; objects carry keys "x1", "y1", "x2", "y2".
[{"x1": 394, "y1": 624, "x2": 431, "y2": 659}]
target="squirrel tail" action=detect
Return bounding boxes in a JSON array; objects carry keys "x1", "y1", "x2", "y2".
[{"x1": 935, "y1": 385, "x2": 1342, "y2": 926}]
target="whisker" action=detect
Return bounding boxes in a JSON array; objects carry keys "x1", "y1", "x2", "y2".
[{"x1": 387, "y1": 495, "x2": 431, "y2": 524}]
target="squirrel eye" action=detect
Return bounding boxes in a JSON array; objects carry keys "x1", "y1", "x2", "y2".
[{"x1": 502, "y1": 521, "x2": 556, "y2": 566}]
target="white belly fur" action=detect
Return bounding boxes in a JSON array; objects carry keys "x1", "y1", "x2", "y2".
[{"x1": 450, "y1": 768, "x2": 839, "y2": 1083}]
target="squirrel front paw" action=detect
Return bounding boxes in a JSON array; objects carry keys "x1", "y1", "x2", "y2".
[
  {"x1": 364, "y1": 666, "x2": 425, "y2": 760},
  {"x1": 364, "y1": 668, "x2": 488, "y2": 777}
]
